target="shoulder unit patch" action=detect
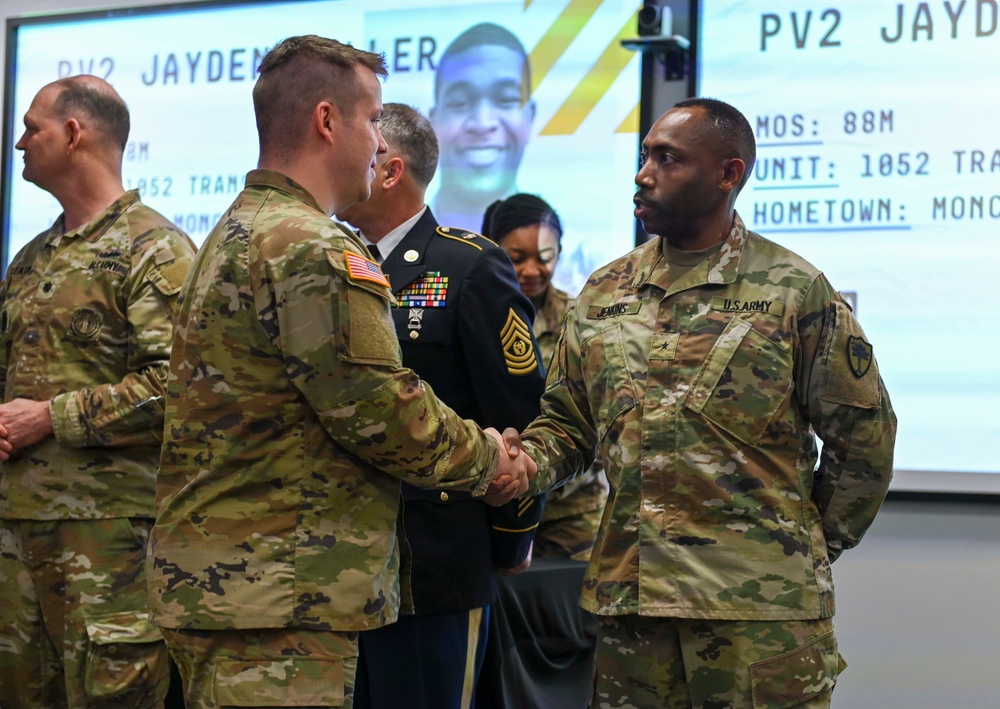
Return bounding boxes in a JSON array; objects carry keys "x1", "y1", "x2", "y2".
[{"x1": 847, "y1": 335, "x2": 874, "y2": 378}]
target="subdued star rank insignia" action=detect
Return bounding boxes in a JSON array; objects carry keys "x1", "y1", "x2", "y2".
[
  {"x1": 500, "y1": 308, "x2": 538, "y2": 375},
  {"x1": 847, "y1": 335, "x2": 873, "y2": 378}
]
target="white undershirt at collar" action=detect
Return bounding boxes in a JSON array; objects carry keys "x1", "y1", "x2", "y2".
[{"x1": 359, "y1": 205, "x2": 427, "y2": 262}]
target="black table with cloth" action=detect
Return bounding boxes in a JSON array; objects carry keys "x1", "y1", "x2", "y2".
[{"x1": 478, "y1": 558, "x2": 597, "y2": 709}]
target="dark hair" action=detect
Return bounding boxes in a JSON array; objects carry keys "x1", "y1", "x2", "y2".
[
  {"x1": 379, "y1": 103, "x2": 438, "y2": 187},
  {"x1": 482, "y1": 193, "x2": 561, "y2": 245},
  {"x1": 673, "y1": 97, "x2": 756, "y2": 191},
  {"x1": 253, "y1": 35, "x2": 388, "y2": 156},
  {"x1": 52, "y1": 76, "x2": 130, "y2": 151},
  {"x1": 434, "y1": 23, "x2": 531, "y2": 103}
]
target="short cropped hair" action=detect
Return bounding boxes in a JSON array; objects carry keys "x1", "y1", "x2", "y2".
[
  {"x1": 379, "y1": 103, "x2": 439, "y2": 188},
  {"x1": 434, "y1": 23, "x2": 531, "y2": 104},
  {"x1": 52, "y1": 76, "x2": 130, "y2": 151},
  {"x1": 253, "y1": 35, "x2": 388, "y2": 156},
  {"x1": 674, "y1": 97, "x2": 756, "y2": 191}
]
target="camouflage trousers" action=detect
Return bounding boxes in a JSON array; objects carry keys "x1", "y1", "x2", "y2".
[
  {"x1": 0, "y1": 518, "x2": 169, "y2": 709},
  {"x1": 162, "y1": 626, "x2": 359, "y2": 708},
  {"x1": 592, "y1": 615, "x2": 844, "y2": 709}
]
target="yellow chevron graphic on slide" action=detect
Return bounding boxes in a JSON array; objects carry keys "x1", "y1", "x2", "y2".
[
  {"x1": 615, "y1": 100, "x2": 640, "y2": 134},
  {"x1": 536, "y1": 6, "x2": 640, "y2": 136},
  {"x1": 527, "y1": 0, "x2": 604, "y2": 92}
]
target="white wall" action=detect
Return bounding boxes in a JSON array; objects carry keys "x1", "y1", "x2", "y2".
[
  {"x1": 5, "y1": 2, "x2": 1000, "y2": 707},
  {"x1": 833, "y1": 498, "x2": 1000, "y2": 708}
]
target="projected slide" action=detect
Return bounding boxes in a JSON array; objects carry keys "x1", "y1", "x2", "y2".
[
  {"x1": 698, "y1": 1, "x2": 1000, "y2": 485},
  {"x1": 3, "y1": 0, "x2": 642, "y2": 296}
]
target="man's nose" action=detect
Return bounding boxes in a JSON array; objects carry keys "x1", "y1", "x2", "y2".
[{"x1": 464, "y1": 98, "x2": 500, "y2": 132}]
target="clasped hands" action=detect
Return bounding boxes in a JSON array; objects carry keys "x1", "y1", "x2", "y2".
[
  {"x1": 482, "y1": 427, "x2": 535, "y2": 506},
  {"x1": 0, "y1": 398, "x2": 54, "y2": 462}
]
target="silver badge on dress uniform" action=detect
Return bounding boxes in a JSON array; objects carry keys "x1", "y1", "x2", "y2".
[
  {"x1": 408, "y1": 308, "x2": 424, "y2": 340},
  {"x1": 404, "y1": 249, "x2": 419, "y2": 263}
]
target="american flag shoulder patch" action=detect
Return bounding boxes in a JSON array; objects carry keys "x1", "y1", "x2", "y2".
[{"x1": 344, "y1": 251, "x2": 390, "y2": 288}]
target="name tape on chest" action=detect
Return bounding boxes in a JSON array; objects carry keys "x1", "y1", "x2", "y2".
[
  {"x1": 344, "y1": 251, "x2": 390, "y2": 289},
  {"x1": 88, "y1": 258, "x2": 129, "y2": 276},
  {"x1": 710, "y1": 297, "x2": 785, "y2": 317},
  {"x1": 587, "y1": 301, "x2": 642, "y2": 319}
]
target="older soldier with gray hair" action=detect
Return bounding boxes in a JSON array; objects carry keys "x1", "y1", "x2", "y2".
[
  {"x1": 337, "y1": 103, "x2": 546, "y2": 709},
  {"x1": 148, "y1": 36, "x2": 535, "y2": 709},
  {"x1": 506, "y1": 98, "x2": 897, "y2": 708},
  {"x1": 0, "y1": 75, "x2": 195, "y2": 708}
]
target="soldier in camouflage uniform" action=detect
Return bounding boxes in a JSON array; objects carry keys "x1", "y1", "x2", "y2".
[
  {"x1": 484, "y1": 193, "x2": 609, "y2": 562},
  {"x1": 148, "y1": 36, "x2": 533, "y2": 709},
  {"x1": 510, "y1": 99, "x2": 897, "y2": 708},
  {"x1": 0, "y1": 76, "x2": 195, "y2": 708}
]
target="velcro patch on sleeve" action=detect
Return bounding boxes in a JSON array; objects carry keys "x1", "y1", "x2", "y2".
[
  {"x1": 820, "y1": 301, "x2": 881, "y2": 409},
  {"x1": 344, "y1": 251, "x2": 390, "y2": 289}
]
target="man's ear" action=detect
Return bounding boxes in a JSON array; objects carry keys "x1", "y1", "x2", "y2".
[
  {"x1": 720, "y1": 157, "x2": 746, "y2": 193},
  {"x1": 383, "y1": 156, "x2": 405, "y2": 189},
  {"x1": 65, "y1": 118, "x2": 82, "y2": 153},
  {"x1": 313, "y1": 101, "x2": 337, "y2": 146},
  {"x1": 526, "y1": 99, "x2": 537, "y2": 123}
]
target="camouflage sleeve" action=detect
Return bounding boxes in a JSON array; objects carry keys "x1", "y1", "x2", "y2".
[
  {"x1": 253, "y1": 236, "x2": 498, "y2": 494},
  {"x1": 521, "y1": 305, "x2": 598, "y2": 496},
  {"x1": 0, "y1": 278, "x2": 8, "y2": 396},
  {"x1": 49, "y1": 232, "x2": 194, "y2": 448},
  {"x1": 798, "y1": 276, "x2": 897, "y2": 562}
]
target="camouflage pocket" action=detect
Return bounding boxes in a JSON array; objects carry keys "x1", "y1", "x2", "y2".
[
  {"x1": 83, "y1": 610, "x2": 169, "y2": 702},
  {"x1": 685, "y1": 315, "x2": 793, "y2": 446},
  {"x1": 581, "y1": 322, "x2": 638, "y2": 444},
  {"x1": 213, "y1": 657, "x2": 345, "y2": 706},
  {"x1": 749, "y1": 629, "x2": 842, "y2": 709}
]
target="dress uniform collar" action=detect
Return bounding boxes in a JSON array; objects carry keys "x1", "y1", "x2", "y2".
[{"x1": 370, "y1": 205, "x2": 426, "y2": 264}]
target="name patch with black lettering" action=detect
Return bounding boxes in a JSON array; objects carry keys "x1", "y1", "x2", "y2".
[
  {"x1": 587, "y1": 301, "x2": 642, "y2": 319},
  {"x1": 88, "y1": 259, "x2": 128, "y2": 276},
  {"x1": 710, "y1": 297, "x2": 785, "y2": 317}
]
